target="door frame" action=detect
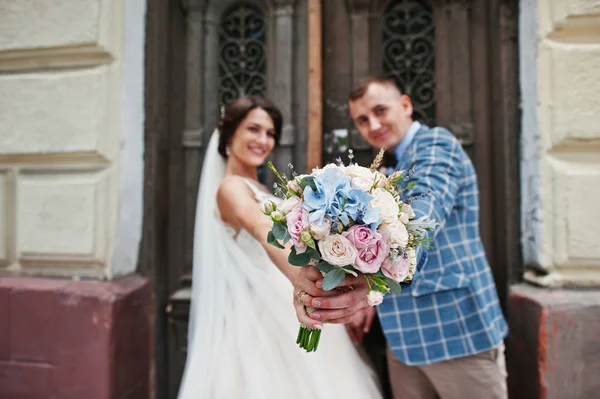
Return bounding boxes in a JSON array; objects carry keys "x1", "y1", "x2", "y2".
[{"x1": 142, "y1": 0, "x2": 521, "y2": 396}]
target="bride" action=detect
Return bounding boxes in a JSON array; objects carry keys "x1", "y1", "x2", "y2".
[{"x1": 178, "y1": 96, "x2": 382, "y2": 399}]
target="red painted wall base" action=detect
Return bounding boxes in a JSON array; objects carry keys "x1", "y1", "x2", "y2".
[
  {"x1": 507, "y1": 284, "x2": 600, "y2": 399},
  {"x1": 0, "y1": 274, "x2": 151, "y2": 399}
]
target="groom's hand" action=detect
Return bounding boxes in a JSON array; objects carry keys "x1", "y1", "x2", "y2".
[
  {"x1": 345, "y1": 306, "x2": 376, "y2": 345},
  {"x1": 303, "y1": 275, "x2": 371, "y2": 324},
  {"x1": 293, "y1": 265, "x2": 338, "y2": 329}
]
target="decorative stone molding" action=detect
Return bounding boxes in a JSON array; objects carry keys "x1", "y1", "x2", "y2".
[{"x1": 0, "y1": 45, "x2": 113, "y2": 73}]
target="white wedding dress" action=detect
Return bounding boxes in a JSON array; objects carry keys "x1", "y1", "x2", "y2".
[{"x1": 178, "y1": 132, "x2": 382, "y2": 399}]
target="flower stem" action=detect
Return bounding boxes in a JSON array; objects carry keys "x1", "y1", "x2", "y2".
[
  {"x1": 296, "y1": 325, "x2": 303, "y2": 344},
  {"x1": 296, "y1": 325, "x2": 323, "y2": 352},
  {"x1": 365, "y1": 275, "x2": 373, "y2": 291},
  {"x1": 312, "y1": 329, "x2": 322, "y2": 351}
]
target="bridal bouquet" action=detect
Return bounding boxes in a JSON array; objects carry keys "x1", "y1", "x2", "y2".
[{"x1": 263, "y1": 150, "x2": 436, "y2": 352}]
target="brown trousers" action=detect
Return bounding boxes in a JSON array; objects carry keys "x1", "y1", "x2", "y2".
[{"x1": 387, "y1": 344, "x2": 507, "y2": 399}]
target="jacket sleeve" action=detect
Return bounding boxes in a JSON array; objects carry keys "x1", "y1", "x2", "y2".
[{"x1": 399, "y1": 128, "x2": 463, "y2": 270}]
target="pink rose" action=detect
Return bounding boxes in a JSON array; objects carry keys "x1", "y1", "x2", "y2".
[
  {"x1": 286, "y1": 205, "x2": 308, "y2": 254},
  {"x1": 381, "y1": 252, "x2": 411, "y2": 283},
  {"x1": 354, "y1": 232, "x2": 389, "y2": 274},
  {"x1": 342, "y1": 225, "x2": 373, "y2": 250}
]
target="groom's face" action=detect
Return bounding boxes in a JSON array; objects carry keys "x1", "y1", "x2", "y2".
[{"x1": 348, "y1": 82, "x2": 414, "y2": 151}]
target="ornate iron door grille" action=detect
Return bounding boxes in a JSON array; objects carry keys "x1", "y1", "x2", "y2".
[
  {"x1": 219, "y1": 4, "x2": 267, "y2": 105},
  {"x1": 382, "y1": 0, "x2": 436, "y2": 125}
]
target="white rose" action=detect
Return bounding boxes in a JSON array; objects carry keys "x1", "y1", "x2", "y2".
[
  {"x1": 402, "y1": 203, "x2": 415, "y2": 218},
  {"x1": 370, "y1": 188, "x2": 399, "y2": 224},
  {"x1": 309, "y1": 217, "x2": 332, "y2": 240},
  {"x1": 378, "y1": 221, "x2": 409, "y2": 249},
  {"x1": 350, "y1": 176, "x2": 375, "y2": 191},
  {"x1": 399, "y1": 212, "x2": 409, "y2": 225},
  {"x1": 344, "y1": 164, "x2": 373, "y2": 179},
  {"x1": 312, "y1": 163, "x2": 338, "y2": 176},
  {"x1": 345, "y1": 165, "x2": 378, "y2": 191},
  {"x1": 367, "y1": 290, "x2": 385, "y2": 306},
  {"x1": 318, "y1": 234, "x2": 358, "y2": 267},
  {"x1": 279, "y1": 196, "x2": 301, "y2": 214}
]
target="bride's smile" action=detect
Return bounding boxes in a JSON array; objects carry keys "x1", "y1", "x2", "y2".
[{"x1": 227, "y1": 107, "x2": 276, "y2": 171}]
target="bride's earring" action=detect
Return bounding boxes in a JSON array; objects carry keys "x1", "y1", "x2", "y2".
[{"x1": 226, "y1": 146, "x2": 231, "y2": 156}]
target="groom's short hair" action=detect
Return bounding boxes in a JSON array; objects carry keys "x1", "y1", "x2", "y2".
[{"x1": 348, "y1": 76, "x2": 401, "y2": 101}]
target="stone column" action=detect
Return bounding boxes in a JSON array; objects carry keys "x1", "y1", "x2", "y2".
[
  {"x1": 270, "y1": 0, "x2": 297, "y2": 173},
  {"x1": 181, "y1": 0, "x2": 209, "y2": 274},
  {"x1": 345, "y1": 0, "x2": 372, "y2": 150},
  {"x1": 182, "y1": 0, "x2": 209, "y2": 150}
]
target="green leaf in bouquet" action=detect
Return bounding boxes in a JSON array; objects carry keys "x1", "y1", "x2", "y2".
[
  {"x1": 371, "y1": 276, "x2": 390, "y2": 292},
  {"x1": 307, "y1": 246, "x2": 321, "y2": 261},
  {"x1": 341, "y1": 267, "x2": 358, "y2": 277},
  {"x1": 267, "y1": 231, "x2": 285, "y2": 249},
  {"x1": 272, "y1": 223, "x2": 288, "y2": 241},
  {"x1": 372, "y1": 276, "x2": 387, "y2": 286},
  {"x1": 267, "y1": 161, "x2": 285, "y2": 182},
  {"x1": 282, "y1": 230, "x2": 291, "y2": 245},
  {"x1": 384, "y1": 277, "x2": 403, "y2": 294},
  {"x1": 322, "y1": 268, "x2": 346, "y2": 291},
  {"x1": 288, "y1": 246, "x2": 313, "y2": 266},
  {"x1": 316, "y1": 260, "x2": 335, "y2": 274},
  {"x1": 300, "y1": 176, "x2": 317, "y2": 192}
]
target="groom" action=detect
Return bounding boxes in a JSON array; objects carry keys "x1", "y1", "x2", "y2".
[{"x1": 293, "y1": 77, "x2": 509, "y2": 398}]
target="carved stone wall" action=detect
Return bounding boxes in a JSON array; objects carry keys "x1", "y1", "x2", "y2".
[
  {"x1": 521, "y1": 0, "x2": 600, "y2": 286},
  {"x1": 0, "y1": 0, "x2": 145, "y2": 279}
]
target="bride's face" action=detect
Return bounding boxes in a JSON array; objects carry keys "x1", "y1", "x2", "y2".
[{"x1": 228, "y1": 108, "x2": 276, "y2": 167}]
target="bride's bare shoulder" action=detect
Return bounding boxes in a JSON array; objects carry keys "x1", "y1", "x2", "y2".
[
  {"x1": 216, "y1": 175, "x2": 254, "y2": 207},
  {"x1": 217, "y1": 176, "x2": 263, "y2": 229}
]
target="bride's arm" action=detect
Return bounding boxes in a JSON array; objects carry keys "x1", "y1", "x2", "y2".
[{"x1": 216, "y1": 177, "x2": 300, "y2": 283}]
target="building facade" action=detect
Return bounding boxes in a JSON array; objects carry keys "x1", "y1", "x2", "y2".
[
  {"x1": 0, "y1": 0, "x2": 598, "y2": 398},
  {"x1": 0, "y1": 1, "x2": 151, "y2": 397}
]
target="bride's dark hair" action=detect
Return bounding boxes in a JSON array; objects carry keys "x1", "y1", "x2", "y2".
[{"x1": 217, "y1": 96, "x2": 283, "y2": 158}]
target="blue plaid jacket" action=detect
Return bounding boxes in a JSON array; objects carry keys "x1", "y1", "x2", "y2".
[{"x1": 378, "y1": 124, "x2": 508, "y2": 365}]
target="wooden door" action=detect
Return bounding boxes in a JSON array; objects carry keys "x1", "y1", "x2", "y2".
[{"x1": 322, "y1": 0, "x2": 520, "y2": 306}]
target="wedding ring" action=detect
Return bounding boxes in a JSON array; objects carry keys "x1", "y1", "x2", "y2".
[{"x1": 296, "y1": 291, "x2": 307, "y2": 305}]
